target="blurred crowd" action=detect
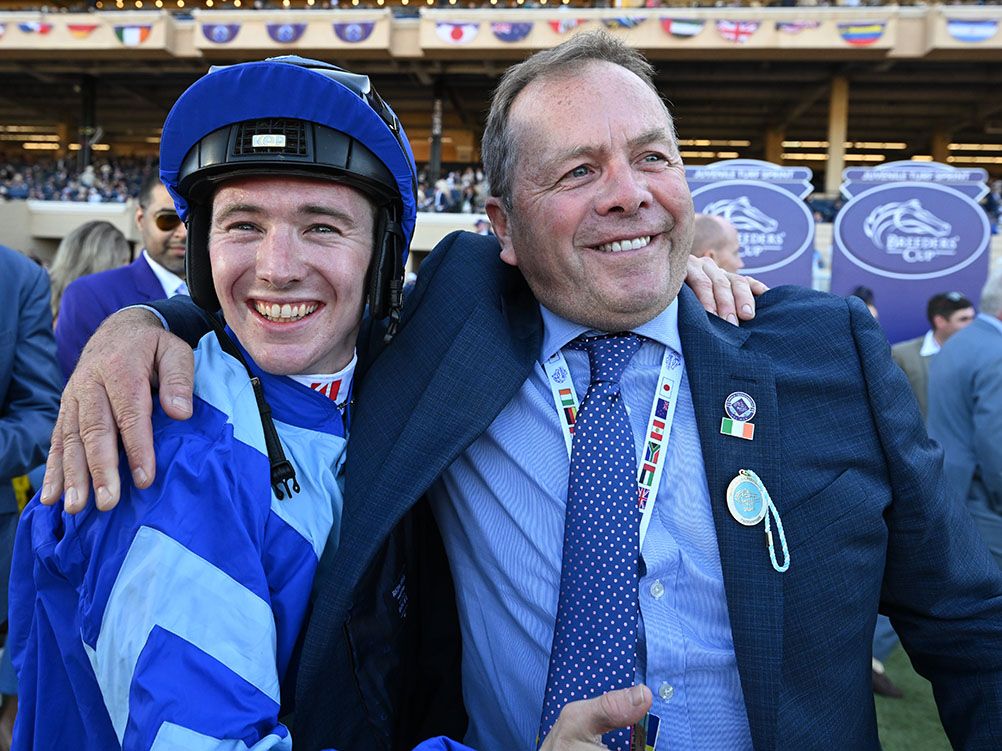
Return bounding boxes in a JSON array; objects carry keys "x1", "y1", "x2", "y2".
[
  {"x1": 3, "y1": 156, "x2": 1001, "y2": 232},
  {"x1": 0, "y1": 155, "x2": 155, "y2": 203}
]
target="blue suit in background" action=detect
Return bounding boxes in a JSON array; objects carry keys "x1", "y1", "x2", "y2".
[
  {"x1": 287, "y1": 232, "x2": 1002, "y2": 751},
  {"x1": 55, "y1": 255, "x2": 165, "y2": 379},
  {"x1": 927, "y1": 313, "x2": 1002, "y2": 566},
  {"x1": 0, "y1": 245, "x2": 61, "y2": 623}
]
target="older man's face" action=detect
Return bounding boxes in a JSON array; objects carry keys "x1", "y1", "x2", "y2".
[{"x1": 487, "y1": 60, "x2": 693, "y2": 332}]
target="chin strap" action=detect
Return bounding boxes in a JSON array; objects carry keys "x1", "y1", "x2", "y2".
[{"x1": 207, "y1": 314, "x2": 301, "y2": 501}]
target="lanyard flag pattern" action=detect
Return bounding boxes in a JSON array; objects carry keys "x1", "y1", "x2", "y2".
[{"x1": 538, "y1": 334, "x2": 642, "y2": 751}]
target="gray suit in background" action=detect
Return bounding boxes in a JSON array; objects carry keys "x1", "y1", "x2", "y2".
[
  {"x1": 928, "y1": 312, "x2": 1002, "y2": 566},
  {"x1": 891, "y1": 336, "x2": 929, "y2": 420}
]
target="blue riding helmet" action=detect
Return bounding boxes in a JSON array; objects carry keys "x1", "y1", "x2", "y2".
[{"x1": 159, "y1": 56, "x2": 418, "y2": 322}]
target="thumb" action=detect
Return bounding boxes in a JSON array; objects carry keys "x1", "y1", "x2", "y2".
[{"x1": 559, "y1": 685, "x2": 653, "y2": 742}]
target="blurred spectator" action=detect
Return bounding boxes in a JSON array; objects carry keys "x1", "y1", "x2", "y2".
[
  {"x1": 55, "y1": 175, "x2": 187, "y2": 378},
  {"x1": 985, "y1": 179, "x2": 1001, "y2": 234},
  {"x1": 0, "y1": 246, "x2": 62, "y2": 750},
  {"x1": 849, "y1": 285, "x2": 878, "y2": 319},
  {"x1": 48, "y1": 220, "x2": 132, "y2": 323},
  {"x1": 891, "y1": 291, "x2": 975, "y2": 420},
  {"x1": 691, "y1": 213, "x2": 744, "y2": 273},
  {"x1": 928, "y1": 269, "x2": 1002, "y2": 568}
]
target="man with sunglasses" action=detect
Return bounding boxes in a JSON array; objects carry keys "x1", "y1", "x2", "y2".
[{"x1": 55, "y1": 174, "x2": 188, "y2": 378}]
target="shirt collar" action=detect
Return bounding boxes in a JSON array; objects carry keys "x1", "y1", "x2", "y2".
[
  {"x1": 539, "y1": 298, "x2": 681, "y2": 361},
  {"x1": 978, "y1": 312, "x2": 1002, "y2": 337},
  {"x1": 142, "y1": 249, "x2": 187, "y2": 298},
  {"x1": 919, "y1": 329, "x2": 940, "y2": 357}
]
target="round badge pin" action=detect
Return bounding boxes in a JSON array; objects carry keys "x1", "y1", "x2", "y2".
[
  {"x1": 726, "y1": 473, "x2": 767, "y2": 526},
  {"x1": 724, "y1": 391, "x2": 757, "y2": 423}
]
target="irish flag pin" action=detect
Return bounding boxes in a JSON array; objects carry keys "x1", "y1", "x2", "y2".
[{"x1": 720, "y1": 417, "x2": 755, "y2": 440}]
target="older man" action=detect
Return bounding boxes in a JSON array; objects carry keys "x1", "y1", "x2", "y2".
[{"x1": 44, "y1": 33, "x2": 1002, "y2": 751}]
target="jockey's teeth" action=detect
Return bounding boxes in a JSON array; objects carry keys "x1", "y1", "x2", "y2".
[
  {"x1": 254, "y1": 301, "x2": 318, "y2": 322},
  {"x1": 595, "y1": 236, "x2": 651, "y2": 253}
]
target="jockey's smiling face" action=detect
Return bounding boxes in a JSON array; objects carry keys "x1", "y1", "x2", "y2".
[{"x1": 208, "y1": 174, "x2": 375, "y2": 376}]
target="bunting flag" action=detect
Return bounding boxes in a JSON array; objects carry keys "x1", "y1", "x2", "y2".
[
  {"x1": 946, "y1": 19, "x2": 998, "y2": 43},
  {"x1": 837, "y1": 21, "x2": 885, "y2": 46},
  {"x1": 0, "y1": 24, "x2": 6, "y2": 40},
  {"x1": 67, "y1": 23, "x2": 99, "y2": 39},
  {"x1": 333, "y1": 21, "x2": 375, "y2": 43},
  {"x1": 266, "y1": 23, "x2": 306, "y2": 44},
  {"x1": 660, "y1": 18, "x2": 704, "y2": 38},
  {"x1": 716, "y1": 20, "x2": 760, "y2": 43},
  {"x1": 776, "y1": 20, "x2": 820, "y2": 34},
  {"x1": 202, "y1": 23, "x2": 240, "y2": 44},
  {"x1": 492, "y1": 21, "x2": 532, "y2": 43},
  {"x1": 114, "y1": 24, "x2": 151, "y2": 46},
  {"x1": 18, "y1": 22, "x2": 54, "y2": 35},
  {"x1": 548, "y1": 19, "x2": 583, "y2": 35},
  {"x1": 435, "y1": 22, "x2": 478, "y2": 45},
  {"x1": 603, "y1": 17, "x2": 646, "y2": 31}
]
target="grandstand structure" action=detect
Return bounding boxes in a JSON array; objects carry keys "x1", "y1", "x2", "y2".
[{"x1": 1, "y1": 4, "x2": 1001, "y2": 259}]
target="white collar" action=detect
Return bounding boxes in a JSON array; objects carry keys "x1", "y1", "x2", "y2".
[{"x1": 142, "y1": 250, "x2": 187, "y2": 298}]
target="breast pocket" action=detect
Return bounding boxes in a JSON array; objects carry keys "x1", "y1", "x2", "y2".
[{"x1": 781, "y1": 468, "x2": 888, "y2": 553}]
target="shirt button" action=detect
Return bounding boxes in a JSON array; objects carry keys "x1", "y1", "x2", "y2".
[
  {"x1": 649, "y1": 579, "x2": 665, "y2": 599},
  {"x1": 659, "y1": 682, "x2": 674, "y2": 702}
]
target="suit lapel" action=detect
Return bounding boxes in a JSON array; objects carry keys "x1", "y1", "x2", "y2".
[
  {"x1": 678, "y1": 288, "x2": 781, "y2": 751},
  {"x1": 335, "y1": 260, "x2": 541, "y2": 589},
  {"x1": 130, "y1": 255, "x2": 170, "y2": 301}
]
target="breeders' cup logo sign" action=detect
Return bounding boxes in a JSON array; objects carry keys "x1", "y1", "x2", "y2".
[
  {"x1": 702, "y1": 195, "x2": 784, "y2": 258},
  {"x1": 687, "y1": 159, "x2": 815, "y2": 287},
  {"x1": 830, "y1": 161, "x2": 991, "y2": 344},
  {"x1": 835, "y1": 184, "x2": 987, "y2": 280},
  {"x1": 865, "y1": 198, "x2": 955, "y2": 263}
]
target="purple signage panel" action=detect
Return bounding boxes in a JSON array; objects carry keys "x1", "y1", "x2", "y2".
[
  {"x1": 831, "y1": 177, "x2": 990, "y2": 344},
  {"x1": 687, "y1": 160, "x2": 815, "y2": 288}
]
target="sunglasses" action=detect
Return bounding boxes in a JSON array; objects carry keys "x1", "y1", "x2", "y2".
[{"x1": 154, "y1": 211, "x2": 183, "y2": 232}]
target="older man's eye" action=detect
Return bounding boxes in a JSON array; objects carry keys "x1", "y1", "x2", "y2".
[{"x1": 568, "y1": 165, "x2": 591, "y2": 179}]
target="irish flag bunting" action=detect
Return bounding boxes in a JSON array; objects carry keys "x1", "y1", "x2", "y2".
[{"x1": 115, "y1": 24, "x2": 151, "y2": 46}]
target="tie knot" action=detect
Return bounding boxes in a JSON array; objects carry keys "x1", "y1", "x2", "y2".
[{"x1": 570, "y1": 333, "x2": 641, "y2": 386}]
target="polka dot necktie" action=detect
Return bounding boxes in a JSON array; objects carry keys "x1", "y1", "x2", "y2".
[{"x1": 538, "y1": 333, "x2": 642, "y2": 750}]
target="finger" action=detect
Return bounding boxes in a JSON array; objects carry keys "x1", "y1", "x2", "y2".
[
  {"x1": 154, "y1": 332, "x2": 195, "y2": 421},
  {"x1": 685, "y1": 255, "x2": 717, "y2": 315},
  {"x1": 710, "y1": 271, "x2": 739, "y2": 325},
  {"x1": 39, "y1": 412, "x2": 66, "y2": 506},
  {"x1": 102, "y1": 344, "x2": 159, "y2": 492},
  {"x1": 59, "y1": 394, "x2": 92, "y2": 514},
  {"x1": 727, "y1": 275, "x2": 756, "y2": 322},
  {"x1": 75, "y1": 379, "x2": 123, "y2": 511},
  {"x1": 746, "y1": 274, "x2": 769, "y2": 295}
]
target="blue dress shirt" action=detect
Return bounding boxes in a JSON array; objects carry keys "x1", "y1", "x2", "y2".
[{"x1": 428, "y1": 301, "x2": 753, "y2": 751}]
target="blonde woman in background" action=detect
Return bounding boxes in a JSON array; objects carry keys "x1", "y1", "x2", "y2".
[{"x1": 48, "y1": 220, "x2": 130, "y2": 324}]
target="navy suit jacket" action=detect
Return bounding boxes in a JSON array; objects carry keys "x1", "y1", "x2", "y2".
[
  {"x1": 56, "y1": 255, "x2": 166, "y2": 379},
  {"x1": 0, "y1": 246, "x2": 61, "y2": 621},
  {"x1": 0, "y1": 246, "x2": 61, "y2": 509},
  {"x1": 291, "y1": 231, "x2": 1002, "y2": 751}
]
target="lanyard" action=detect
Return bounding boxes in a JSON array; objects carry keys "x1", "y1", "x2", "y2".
[{"x1": 544, "y1": 344, "x2": 684, "y2": 550}]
